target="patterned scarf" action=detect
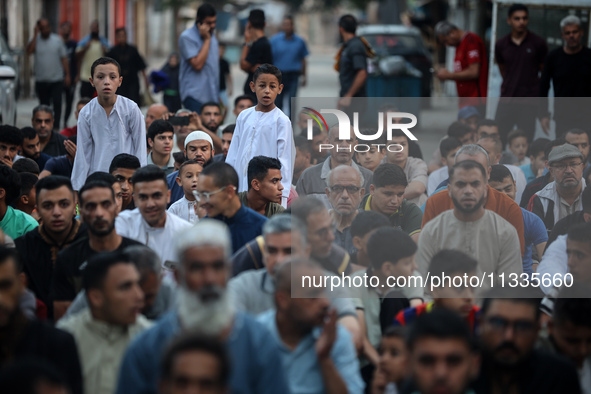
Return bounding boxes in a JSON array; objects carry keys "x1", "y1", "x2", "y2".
[{"x1": 334, "y1": 36, "x2": 377, "y2": 72}]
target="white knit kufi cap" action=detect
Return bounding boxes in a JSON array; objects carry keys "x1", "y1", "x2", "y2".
[{"x1": 184, "y1": 130, "x2": 213, "y2": 149}]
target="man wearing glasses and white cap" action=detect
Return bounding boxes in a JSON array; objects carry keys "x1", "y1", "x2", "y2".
[
  {"x1": 166, "y1": 130, "x2": 215, "y2": 204},
  {"x1": 527, "y1": 143, "x2": 586, "y2": 232}
]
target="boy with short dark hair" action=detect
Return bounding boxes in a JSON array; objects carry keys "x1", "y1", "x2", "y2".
[
  {"x1": 371, "y1": 327, "x2": 408, "y2": 394},
  {"x1": 238, "y1": 155, "x2": 285, "y2": 218},
  {"x1": 147, "y1": 119, "x2": 175, "y2": 175},
  {"x1": 520, "y1": 137, "x2": 551, "y2": 183},
  {"x1": 507, "y1": 129, "x2": 529, "y2": 166},
  {"x1": 356, "y1": 132, "x2": 386, "y2": 172},
  {"x1": 349, "y1": 210, "x2": 390, "y2": 267},
  {"x1": 168, "y1": 159, "x2": 203, "y2": 224},
  {"x1": 0, "y1": 125, "x2": 24, "y2": 168},
  {"x1": 71, "y1": 57, "x2": 147, "y2": 190},
  {"x1": 13, "y1": 172, "x2": 39, "y2": 221},
  {"x1": 226, "y1": 64, "x2": 293, "y2": 208},
  {"x1": 0, "y1": 166, "x2": 38, "y2": 239},
  {"x1": 427, "y1": 137, "x2": 461, "y2": 195},
  {"x1": 109, "y1": 153, "x2": 141, "y2": 211}
]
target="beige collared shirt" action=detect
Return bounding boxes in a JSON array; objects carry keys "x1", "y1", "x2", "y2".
[{"x1": 57, "y1": 309, "x2": 153, "y2": 394}]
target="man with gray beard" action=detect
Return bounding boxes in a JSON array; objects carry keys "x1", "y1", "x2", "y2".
[{"x1": 116, "y1": 219, "x2": 289, "y2": 394}]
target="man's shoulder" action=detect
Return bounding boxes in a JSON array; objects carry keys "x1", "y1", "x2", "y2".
[
  {"x1": 120, "y1": 236, "x2": 144, "y2": 247},
  {"x1": 495, "y1": 33, "x2": 512, "y2": 48},
  {"x1": 241, "y1": 206, "x2": 268, "y2": 225},
  {"x1": 116, "y1": 208, "x2": 141, "y2": 223},
  {"x1": 484, "y1": 209, "x2": 519, "y2": 234},
  {"x1": 229, "y1": 269, "x2": 265, "y2": 290},
  {"x1": 401, "y1": 199, "x2": 422, "y2": 214},
  {"x1": 166, "y1": 211, "x2": 193, "y2": 229},
  {"x1": 179, "y1": 25, "x2": 198, "y2": 41},
  {"x1": 56, "y1": 309, "x2": 88, "y2": 332},
  {"x1": 14, "y1": 226, "x2": 41, "y2": 244},
  {"x1": 301, "y1": 162, "x2": 323, "y2": 178}
]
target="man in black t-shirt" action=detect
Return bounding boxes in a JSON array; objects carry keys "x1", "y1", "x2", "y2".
[
  {"x1": 240, "y1": 9, "x2": 273, "y2": 96},
  {"x1": 15, "y1": 176, "x2": 85, "y2": 319},
  {"x1": 51, "y1": 180, "x2": 141, "y2": 320},
  {"x1": 336, "y1": 14, "x2": 368, "y2": 117},
  {"x1": 540, "y1": 15, "x2": 591, "y2": 138},
  {"x1": 106, "y1": 28, "x2": 148, "y2": 106}
]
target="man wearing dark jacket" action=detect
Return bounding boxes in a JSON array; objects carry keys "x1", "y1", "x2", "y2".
[{"x1": 527, "y1": 144, "x2": 585, "y2": 232}]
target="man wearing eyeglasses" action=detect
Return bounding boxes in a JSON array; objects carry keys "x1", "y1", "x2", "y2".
[
  {"x1": 196, "y1": 162, "x2": 267, "y2": 254},
  {"x1": 527, "y1": 144, "x2": 586, "y2": 232},
  {"x1": 360, "y1": 163, "x2": 423, "y2": 243},
  {"x1": 326, "y1": 165, "x2": 365, "y2": 254},
  {"x1": 474, "y1": 288, "x2": 581, "y2": 393}
]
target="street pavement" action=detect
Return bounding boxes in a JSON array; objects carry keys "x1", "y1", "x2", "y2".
[{"x1": 14, "y1": 45, "x2": 456, "y2": 162}]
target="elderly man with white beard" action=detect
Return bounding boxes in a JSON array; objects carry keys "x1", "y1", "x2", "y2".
[{"x1": 115, "y1": 219, "x2": 290, "y2": 394}]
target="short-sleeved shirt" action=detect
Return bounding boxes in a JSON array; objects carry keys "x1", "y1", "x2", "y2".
[
  {"x1": 521, "y1": 208, "x2": 548, "y2": 274},
  {"x1": 495, "y1": 31, "x2": 547, "y2": 97},
  {"x1": 52, "y1": 236, "x2": 142, "y2": 302},
  {"x1": 243, "y1": 36, "x2": 273, "y2": 94},
  {"x1": 178, "y1": 24, "x2": 220, "y2": 103},
  {"x1": 339, "y1": 36, "x2": 368, "y2": 97},
  {"x1": 43, "y1": 131, "x2": 68, "y2": 157},
  {"x1": 361, "y1": 195, "x2": 422, "y2": 237},
  {"x1": 31, "y1": 33, "x2": 67, "y2": 82},
  {"x1": 454, "y1": 32, "x2": 488, "y2": 107},
  {"x1": 44, "y1": 155, "x2": 73, "y2": 177},
  {"x1": 270, "y1": 32, "x2": 309, "y2": 72},
  {"x1": 0, "y1": 206, "x2": 38, "y2": 240}
]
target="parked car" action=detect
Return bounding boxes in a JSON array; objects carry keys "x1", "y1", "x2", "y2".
[
  {"x1": 0, "y1": 66, "x2": 17, "y2": 125},
  {"x1": 0, "y1": 33, "x2": 20, "y2": 99},
  {"x1": 357, "y1": 25, "x2": 433, "y2": 97}
]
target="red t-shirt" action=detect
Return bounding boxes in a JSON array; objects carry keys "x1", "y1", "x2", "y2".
[
  {"x1": 60, "y1": 125, "x2": 77, "y2": 138},
  {"x1": 454, "y1": 32, "x2": 488, "y2": 108}
]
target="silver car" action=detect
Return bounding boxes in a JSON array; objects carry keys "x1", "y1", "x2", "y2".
[{"x1": 0, "y1": 65, "x2": 17, "y2": 125}]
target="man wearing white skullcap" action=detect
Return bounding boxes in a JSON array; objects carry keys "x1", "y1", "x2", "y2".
[{"x1": 166, "y1": 130, "x2": 216, "y2": 204}]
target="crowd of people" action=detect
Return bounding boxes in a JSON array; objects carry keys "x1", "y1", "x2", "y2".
[{"x1": 1, "y1": 2, "x2": 591, "y2": 394}]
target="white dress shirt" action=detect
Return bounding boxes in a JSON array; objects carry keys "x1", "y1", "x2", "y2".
[{"x1": 71, "y1": 96, "x2": 147, "y2": 190}]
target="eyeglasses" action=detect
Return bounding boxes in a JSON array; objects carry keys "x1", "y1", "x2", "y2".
[
  {"x1": 329, "y1": 185, "x2": 361, "y2": 194},
  {"x1": 193, "y1": 186, "x2": 234, "y2": 202},
  {"x1": 485, "y1": 317, "x2": 536, "y2": 333},
  {"x1": 551, "y1": 162, "x2": 583, "y2": 171}
]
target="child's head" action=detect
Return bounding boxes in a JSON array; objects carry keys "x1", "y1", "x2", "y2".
[
  {"x1": 367, "y1": 227, "x2": 417, "y2": 280},
  {"x1": 379, "y1": 327, "x2": 408, "y2": 385},
  {"x1": 15, "y1": 172, "x2": 38, "y2": 214},
  {"x1": 173, "y1": 152, "x2": 186, "y2": 172},
  {"x1": 356, "y1": 131, "x2": 386, "y2": 172},
  {"x1": 507, "y1": 129, "x2": 528, "y2": 162},
  {"x1": 447, "y1": 121, "x2": 475, "y2": 146},
  {"x1": 439, "y1": 137, "x2": 462, "y2": 167},
  {"x1": 147, "y1": 120, "x2": 174, "y2": 156},
  {"x1": 247, "y1": 9, "x2": 265, "y2": 30},
  {"x1": 428, "y1": 249, "x2": 477, "y2": 318},
  {"x1": 528, "y1": 138, "x2": 551, "y2": 174},
  {"x1": 90, "y1": 57, "x2": 122, "y2": 99},
  {"x1": 75, "y1": 97, "x2": 91, "y2": 120},
  {"x1": 176, "y1": 159, "x2": 203, "y2": 200},
  {"x1": 250, "y1": 64, "x2": 283, "y2": 110},
  {"x1": 350, "y1": 211, "x2": 390, "y2": 265}
]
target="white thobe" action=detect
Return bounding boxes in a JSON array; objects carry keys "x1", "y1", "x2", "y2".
[
  {"x1": 71, "y1": 96, "x2": 147, "y2": 190},
  {"x1": 225, "y1": 106, "x2": 294, "y2": 208},
  {"x1": 168, "y1": 196, "x2": 199, "y2": 224}
]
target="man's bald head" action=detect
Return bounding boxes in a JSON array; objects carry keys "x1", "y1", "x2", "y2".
[{"x1": 145, "y1": 104, "x2": 169, "y2": 130}]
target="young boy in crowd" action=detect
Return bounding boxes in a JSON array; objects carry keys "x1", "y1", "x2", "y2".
[
  {"x1": 507, "y1": 129, "x2": 529, "y2": 166},
  {"x1": 356, "y1": 133, "x2": 386, "y2": 172},
  {"x1": 13, "y1": 172, "x2": 39, "y2": 221},
  {"x1": 371, "y1": 327, "x2": 408, "y2": 394},
  {"x1": 427, "y1": 137, "x2": 461, "y2": 195},
  {"x1": 349, "y1": 210, "x2": 390, "y2": 267},
  {"x1": 394, "y1": 249, "x2": 480, "y2": 333},
  {"x1": 71, "y1": 57, "x2": 147, "y2": 190},
  {"x1": 146, "y1": 120, "x2": 175, "y2": 175},
  {"x1": 168, "y1": 159, "x2": 203, "y2": 224},
  {"x1": 226, "y1": 63, "x2": 293, "y2": 208},
  {"x1": 520, "y1": 137, "x2": 551, "y2": 183}
]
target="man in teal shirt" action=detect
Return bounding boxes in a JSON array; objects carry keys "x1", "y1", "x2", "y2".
[{"x1": 0, "y1": 166, "x2": 38, "y2": 239}]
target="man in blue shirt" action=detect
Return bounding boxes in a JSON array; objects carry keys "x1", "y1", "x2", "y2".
[
  {"x1": 116, "y1": 219, "x2": 289, "y2": 394},
  {"x1": 178, "y1": 3, "x2": 219, "y2": 114},
  {"x1": 270, "y1": 16, "x2": 309, "y2": 116},
  {"x1": 258, "y1": 259, "x2": 364, "y2": 394},
  {"x1": 196, "y1": 162, "x2": 267, "y2": 253}
]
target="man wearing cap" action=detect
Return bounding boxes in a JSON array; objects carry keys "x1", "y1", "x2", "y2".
[
  {"x1": 527, "y1": 144, "x2": 586, "y2": 232},
  {"x1": 166, "y1": 130, "x2": 215, "y2": 204}
]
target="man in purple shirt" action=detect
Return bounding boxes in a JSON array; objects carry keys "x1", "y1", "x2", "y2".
[{"x1": 494, "y1": 3, "x2": 547, "y2": 147}]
